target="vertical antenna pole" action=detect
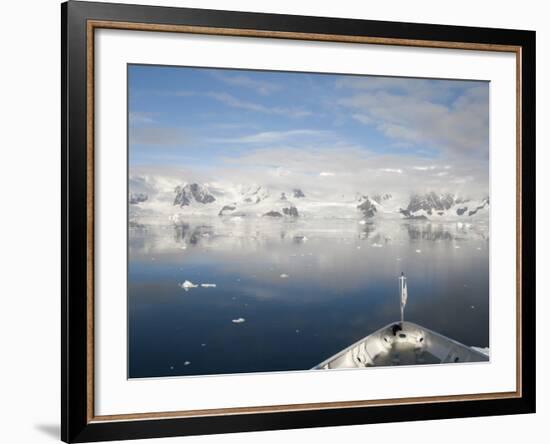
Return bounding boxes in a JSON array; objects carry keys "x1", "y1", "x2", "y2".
[{"x1": 399, "y1": 273, "x2": 407, "y2": 325}]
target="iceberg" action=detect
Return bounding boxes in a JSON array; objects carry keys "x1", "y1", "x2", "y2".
[{"x1": 179, "y1": 280, "x2": 198, "y2": 291}]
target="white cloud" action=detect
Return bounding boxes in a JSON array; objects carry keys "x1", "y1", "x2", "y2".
[
  {"x1": 215, "y1": 129, "x2": 333, "y2": 145},
  {"x1": 211, "y1": 72, "x2": 281, "y2": 95},
  {"x1": 338, "y1": 81, "x2": 489, "y2": 157},
  {"x1": 129, "y1": 111, "x2": 157, "y2": 125},
  {"x1": 206, "y1": 92, "x2": 311, "y2": 118},
  {"x1": 129, "y1": 127, "x2": 188, "y2": 146}
]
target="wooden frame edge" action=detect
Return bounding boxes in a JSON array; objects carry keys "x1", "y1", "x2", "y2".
[{"x1": 83, "y1": 18, "x2": 525, "y2": 426}]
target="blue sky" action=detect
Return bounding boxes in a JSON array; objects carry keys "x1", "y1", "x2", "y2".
[{"x1": 128, "y1": 64, "x2": 489, "y2": 196}]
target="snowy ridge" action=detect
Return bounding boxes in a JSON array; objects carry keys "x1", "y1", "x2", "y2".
[{"x1": 128, "y1": 176, "x2": 489, "y2": 225}]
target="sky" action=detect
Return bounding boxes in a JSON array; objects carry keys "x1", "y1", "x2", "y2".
[{"x1": 128, "y1": 64, "x2": 489, "y2": 198}]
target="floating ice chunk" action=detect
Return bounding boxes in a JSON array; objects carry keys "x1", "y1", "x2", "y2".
[
  {"x1": 201, "y1": 343, "x2": 206, "y2": 347},
  {"x1": 415, "y1": 249, "x2": 422, "y2": 254},
  {"x1": 180, "y1": 245, "x2": 187, "y2": 250},
  {"x1": 280, "y1": 273, "x2": 289, "y2": 279},
  {"x1": 477, "y1": 247, "x2": 482, "y2": 250},
  {"x1": 455, "y1": 245, "x2": 461, "y2": 249},
  {"x1": 201, "y1": 283, "x2": 217, "y2": 288},
  {"x1": 179, "y1": 280, "x2": 198, "y2": 291},
  {"x1": 359, "y1": 220, "x2": 367, "y2": 225},
  {"x1": 356, "y1": 246, "x2": 361, "y2": 250},
  {"x1": 295, "y1": 329, "x2": 300, "y2": 334},
  {"x1": 184, "y1": 361, "x2": 191, "y2": 366},
  {"x1": 232, "y1": 318, "x2": 246, "y2": 324},
  {"x1": 372, "y1": 243, "x2": 383, "y2": 248}
]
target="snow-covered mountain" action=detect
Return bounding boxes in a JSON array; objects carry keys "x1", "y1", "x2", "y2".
[
  {"x1": 355, "y1": 192, "x2": 489, "y2": 221},
  {"x1": 399, "y1": 193, "x2": 489, "y2": 220},
  {"x1": 129, "y1": 192, "x2": 148, "y2": 205},
  {"x1": 128, "y1": 176, "x2": 489, "y2": 224},
  {"x1": 174, "y1": 183, "x2": 216, "y2": 207}
]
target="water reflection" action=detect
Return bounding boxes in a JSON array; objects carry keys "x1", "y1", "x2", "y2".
[{"x1": 128, "y1": 218, "x2": 489, "y2": 378}]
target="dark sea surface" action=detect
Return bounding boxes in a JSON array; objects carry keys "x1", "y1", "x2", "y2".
[{"x1": 128, "y1": 218, "x2": 489, "y2": 378}]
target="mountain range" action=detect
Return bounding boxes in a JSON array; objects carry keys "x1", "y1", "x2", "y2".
[{"x1": 129, "y1": 180, "x2": 489, "y2": 223}]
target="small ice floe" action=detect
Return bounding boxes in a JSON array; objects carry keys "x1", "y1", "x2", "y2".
[
  {"x1": 201, "y1": 343, "x2": 206, "y2": 347},
  {"x1": 356, "y1": 246, "x2": 361, "y2": 250},
  {"x1": 415, "y1": 249, "x2": 422, "y2": 254},
  {"x1": 280, "y1": 273, "x2": 290, "y2": 279},
  {"x1": 184, "y1": 361, "x2": 191, "y2": 366},
  {"x1": 359, "y1": 220, "x2": 367, "y2": 225},
  {"x1": 179, "y1": 280, "x2": 198, "y2": 291},
  {"x1": 201, "y1": 283, "x2": 217, "y2": 288},
  {"x1": 477, "y1": 247, "x2": 482, "y2": 250},
  {"x1": 295, "y1": 329, "x2": 301, "y2": 334},
  {"x1": 231, "y1": 296, "x2": 237, "y2": 300},
  {"x1": 372, "y1": 243, "x2": 383, "y2": 248},
  {"x1": 232, "y1": 318, "x2": 246, "y2": 324},
  {"x1": 455, "y1": 245, "x2": 461, "y2": 249},
  {"x1": 180, "y1": 245, "x2": 187, "y2": 250},
  {"x1": 169, "y1": 365, "x2": 174, "y2": 370},
  {"x1": 470, "y1": 305, "x2": 476, "y2": 309}
]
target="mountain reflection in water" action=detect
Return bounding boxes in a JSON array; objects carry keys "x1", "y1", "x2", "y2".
[{"x1": 128, "y1": 218, "x2": 489, "y2": 378}]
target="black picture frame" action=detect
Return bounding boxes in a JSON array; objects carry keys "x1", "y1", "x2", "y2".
[{"x1": 62, "y1": 1, "x2": 536, "y2": 442}]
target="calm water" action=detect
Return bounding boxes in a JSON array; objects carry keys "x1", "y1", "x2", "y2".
[{"x1": 128, "y1": 218, "x2": 489, "y2": 378}]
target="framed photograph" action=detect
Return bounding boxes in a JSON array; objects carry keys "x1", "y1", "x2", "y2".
[{"x1": 62, "y1": 1, "x2": 536, "y2": 442}]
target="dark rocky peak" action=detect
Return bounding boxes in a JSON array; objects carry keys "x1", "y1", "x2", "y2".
[
  {"x1": 129, "y1": 192, "x2": 148, "y2": 205},
  {"x1": 282, "y1": 205, "x2": 299, "y2": 217},
  {"x1": 407, "y1": 192, "x2": 455, "y2": 213},
  {"x1": 292, "y1": 188, "x2": 305, "y2": 198},
  {"x1": 372, "y1": 193, "x2": 392, "y2": 204},
  {"x1": 357, "y1": 196, "x2": 377, "y2": 218},
  {"x1": 174, "y1": 183, "x2": 216, "y2": 207}
]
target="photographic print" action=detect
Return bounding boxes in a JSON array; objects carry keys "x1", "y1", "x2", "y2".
[{"x1": 127, "y1": 65, "x2": 490, "y2": 379}]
